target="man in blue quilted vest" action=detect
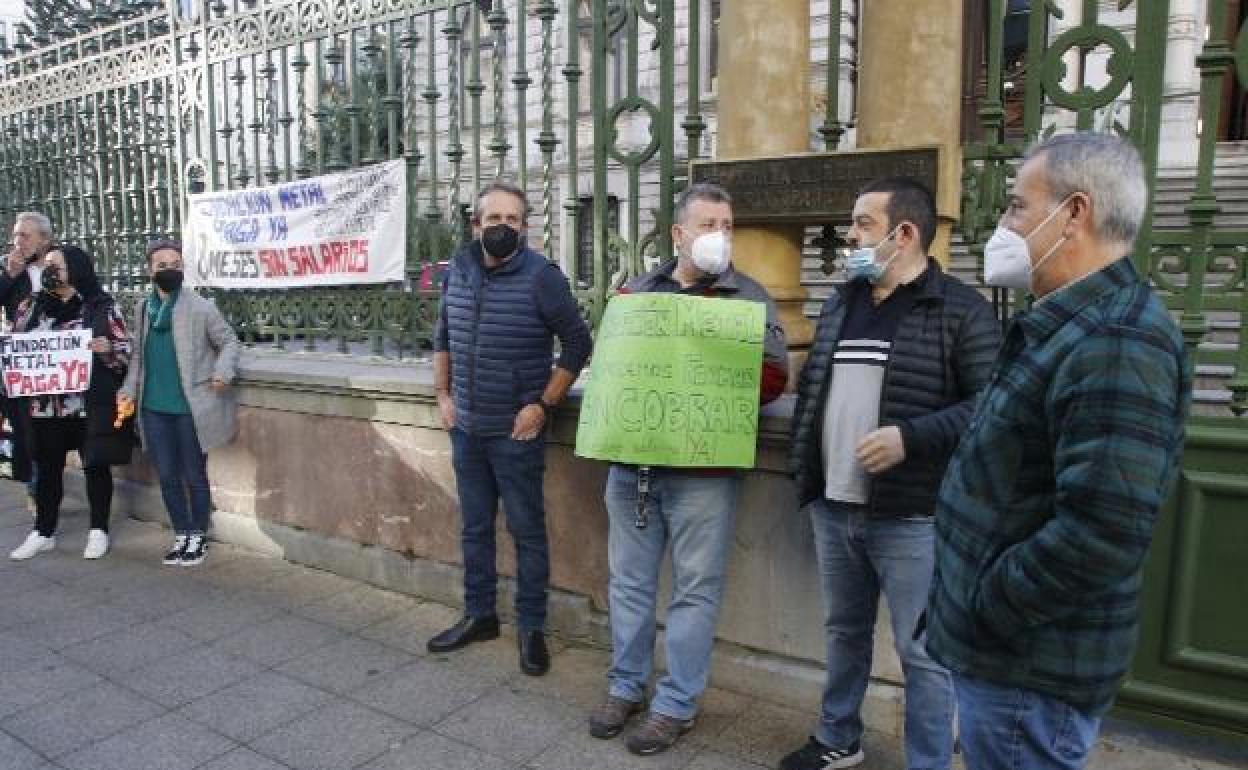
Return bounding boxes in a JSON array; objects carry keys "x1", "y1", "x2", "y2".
[{"x1": 428, "y1": 182, "x2": 592, "y2": 677}]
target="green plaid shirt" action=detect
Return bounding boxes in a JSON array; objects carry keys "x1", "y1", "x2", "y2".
[{"x1": 926, "y1": 257, "x2": 1190, "y2": 714}]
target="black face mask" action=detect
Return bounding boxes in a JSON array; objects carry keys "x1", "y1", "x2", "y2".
[
  {"x1": 153, "y1": 268, "x2": 184, "y2": 293},
  {"x1": 41, "y1": 268, "x2": 65, "y2": 292},
  {"x1": 481, "y1": 224, "x2": 521, "y2": 260}
]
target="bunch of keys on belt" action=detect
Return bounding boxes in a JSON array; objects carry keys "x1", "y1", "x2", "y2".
[{"x1": 634, "y1": 466, "x2": 652, "y2": 529}]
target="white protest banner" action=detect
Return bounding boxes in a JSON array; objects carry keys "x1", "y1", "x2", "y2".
[
  {"x1": 0, "y1": 330, "x2": 93, "y2": 397},
  {"x1": 182, "y1": 159, "x2": 407, "y2": 289}
]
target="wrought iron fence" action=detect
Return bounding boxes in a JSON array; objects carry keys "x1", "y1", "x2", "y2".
[
  {"x1": 960, "y1": 0, "x2": 1248, "y2": 417},
  {"x1": 0, "y1": 0, "x2": 706, "y2": 356}
]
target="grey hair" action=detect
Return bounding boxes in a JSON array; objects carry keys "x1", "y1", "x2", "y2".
[
  {"x1": 674, "y1": 183, "x2": 732, "y2": 225},
  {"x1": 14, "y1": 211, "x2": 52, "y2": 239},
  {"x1": 474, "y1": 180, "x2": 531, "y2": 218},
  {"x1": 1024, "y1": 132, "x2": 1147, "y2": 246}
]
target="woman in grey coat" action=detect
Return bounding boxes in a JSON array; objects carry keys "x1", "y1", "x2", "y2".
[{"x1": 119, "y1": 240, "x2": 241, "y2": 566}]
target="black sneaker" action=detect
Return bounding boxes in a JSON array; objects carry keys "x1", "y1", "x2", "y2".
[
  {"x1": 162, "y1": 535, "x2": 187, "y2": 566},
  {"x1": 180, "y1": 534, "x2": 207, "y2": 566},
  {"x1": 778, "y1": 736, "x2": 864, "y2": 770}
]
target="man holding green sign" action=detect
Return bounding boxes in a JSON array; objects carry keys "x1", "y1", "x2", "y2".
[{"x1": 579, "y1": 184, "x2": 788, "y2": 756}]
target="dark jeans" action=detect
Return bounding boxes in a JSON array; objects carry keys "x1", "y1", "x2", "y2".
[
  {"x1": 449, "y1": 426, "x2": 549, "y2": 633},
  {"x1": 32, "y1": 417, "x2": 112, "y2": 537},
  {"x1": 141, "y1": 409, "x2": 212, "y2": 534}
]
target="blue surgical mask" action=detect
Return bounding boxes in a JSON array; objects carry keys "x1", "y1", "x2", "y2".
[{"x1": 845, "y1": 224, "x2": 903, "y2": 284}]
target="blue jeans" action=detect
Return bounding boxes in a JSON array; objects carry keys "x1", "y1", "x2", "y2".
[
  {"x1": 810, "y1": 499, "x2": 953, "y2": 770},
  {"x1": 449, "y1": 427, "x2": 549, "y2": 633},
  {"x1": 954, "y1": 674, "x2": 1102, "y2": 770},
  {"x1": 604, "y1": 466, "x2": 740, "y2": 721},
  {"x1": 141, "y1": 410, "x2": 212, "y2": 534}
]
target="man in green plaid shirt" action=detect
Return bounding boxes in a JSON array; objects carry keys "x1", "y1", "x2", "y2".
[{"x1": 926, "y1": 132, "x2": 1191, "y2": 770}]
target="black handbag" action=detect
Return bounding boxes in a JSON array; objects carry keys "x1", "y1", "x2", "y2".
[
  {"x1": 82, "y1": 402, "x2": 137, "y2": 467},
  {"x1": 79, "y1": 294, "x2": 137, "y2": 467}
]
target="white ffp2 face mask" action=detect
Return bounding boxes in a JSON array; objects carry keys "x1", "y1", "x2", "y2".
[
  {"x1": 982, "y1": 197, "x2": 1072, "y2": 291},
  {"x1": 690, "y1": 230, "x2": 732, "y2": 275},
  {"x1": 982, "y1": 227, "x2": 1032, "y2": 290}
]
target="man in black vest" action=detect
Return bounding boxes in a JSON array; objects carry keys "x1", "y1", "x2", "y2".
[
  {"x1": 0, "y1": 211, "x2": 54, "y2": 491},
  {"x1": 427, "y1": 182, "x2": 592, "y2": 676}
]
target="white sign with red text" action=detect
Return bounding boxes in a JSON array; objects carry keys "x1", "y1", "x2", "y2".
[
  {"x1": 0, "y1": 330, "x2": 93, "y2": 397},
  {"x1": 182, "y1": 159, "x2": 407, "y2": 289}
]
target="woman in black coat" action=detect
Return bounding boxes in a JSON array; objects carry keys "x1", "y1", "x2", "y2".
[{"x1": 8, "y1": 244, "x2": 132, "y2": 561}]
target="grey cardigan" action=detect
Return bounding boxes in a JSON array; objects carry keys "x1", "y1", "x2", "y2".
[{"x1": 119, "y1": 290, "x2": 242, "y2": 452}]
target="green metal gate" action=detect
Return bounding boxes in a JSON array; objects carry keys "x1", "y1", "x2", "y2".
[
  {"x1": 962, "y1": 0, "x2": 1248, "y2": 742},
  {"x1": 0, "y1": 0, "x2": 698, "y2": 354}
]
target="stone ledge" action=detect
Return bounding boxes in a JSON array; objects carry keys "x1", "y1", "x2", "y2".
[{"x1": 235, "y1": 349, "x2": 796, "y2": 471}]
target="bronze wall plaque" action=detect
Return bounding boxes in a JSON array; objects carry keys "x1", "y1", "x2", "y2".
[{"x1": 689, "y1": 147, "x2": 939, "y2": 224}]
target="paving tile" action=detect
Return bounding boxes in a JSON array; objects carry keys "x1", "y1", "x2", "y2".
[
  {"x1": 0, "y1": 630, "x2": 50, "y2": 666},
  {"x1": 0, "y1": 568, "x2": 57, "y2": 597},
  {"x1": 90, "y1": 577, "x2": 217, "y2": 621},
  {"x1": 123, "y1": 645, "x2": 262, "y2": 708},
  {"x1": 359, "y1": 730, "x2": 515, "y2": 770},
  {"x1": 177, "y1": 671, "x2": 334, "y2": 743},
  {"x1": 60, "y1": 620, "x2": 200, "y2": 676},
  {"x1": 12, "y1": 603, "x2": 148, "y2": 651},
  {"x1": 249, "y1": 700, "x2": 417, "y2": 770},
  {"x1": 686, "y1": 750, "x2": 769, "y2": 769},
  {"x1": 197, "y1": 747, "x2": 293, "y2": 770},
  {"x1": 349, "y1": 658, "x2": 498, "y2": 727},
  {"x1": 248, "y1": 568, "x2": 357, "y2": 610},
  {"x1": 428, "y1": 625, "x2": 539, "y2": 686},
  {"x1": 510, "y1": 646, "x2": 614, "y2": 710},
  {"x1": 434, "y1": 686, "x2": 581, "y2": 764},
  {"x1": 156, "y1": 594, "x2": 285, "y2": 642},
  {"x1": 0, "y1": 729, "x2": 52, "y2": 769},
  {"x1": 355, "y1": 601, "x2": 462, "y2": 656},
  {"x1": 60, "y1": 559, "x2": 166, "y2": 590},
  {"x1": 0, "y1": 652, "x2": 103, "y2": 720},
  {"x1": 528, "y1": 728, "x2": 700, "y2": 770},
  {"x1": 0, "y1": 680, "x2": 163, "y2": 758},
  {"x1": 0, "y1": 584, "x2": 94, "y2": 626},
  {"x1": 683, "y1": 687, "x2": 753, "y2": 748},
  {"x1": 290, "y1": 585, "x2": 417, "y2": 632},
  {"x1": 713, "y1": 700, "x2": 813, "y2": 768},
  {"x1": 211, "y1": 614, "x2": 346, "y2": 667},
  {"x1": 57, "y1": 712, "x2": 236, "y2": 770},
  {"x1": 276, "y1": 635, "x2": 414, "y2": 695}
]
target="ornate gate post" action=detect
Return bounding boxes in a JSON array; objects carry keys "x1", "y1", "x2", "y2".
[
  {"x1": 857, "y1": 0, "x2": 964, "y2": 266},
  {"x1": 715, "y1": 0, "x2": 815, "y2": 363}
]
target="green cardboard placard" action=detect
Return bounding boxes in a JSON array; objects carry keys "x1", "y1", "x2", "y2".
[{"x1": 575, "y1": 292, "x2": 765, "y2": 468}]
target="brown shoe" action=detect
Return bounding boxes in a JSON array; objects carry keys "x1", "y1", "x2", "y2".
[
  {"x1": 624, "y1": 710, "x2": 694, "y2": 755},
  {"x1": 588, "y1": 695, "x2": 644, "y2": 739}
]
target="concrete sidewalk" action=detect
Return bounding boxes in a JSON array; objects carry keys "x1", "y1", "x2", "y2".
[{"x1": 0, "y1": 481, "x2": 1242, "y2": 770}]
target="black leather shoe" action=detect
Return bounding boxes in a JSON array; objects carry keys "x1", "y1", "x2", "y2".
[
  {"x1": 426, "y1": 615, "x2": 500, "y2": 653},
  {"x1": 518, "y1": 630, "x2": 551, "y2": 676}
]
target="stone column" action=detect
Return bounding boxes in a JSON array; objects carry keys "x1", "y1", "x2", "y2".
[
  {"x1": 856, "y1": 0, "x2": 964, "y2": 265},
  {"x1": 716, "y1": 0, "x2": 814, "y2": 359}
]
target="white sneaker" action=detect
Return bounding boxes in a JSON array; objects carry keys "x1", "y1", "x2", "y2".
[
  {"x1": 83, "y1": 529, "x2": 110, "y2": 560},
  {"x1": 10, "y1": 532, "x2": 55, "y2": 560}
]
